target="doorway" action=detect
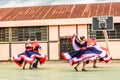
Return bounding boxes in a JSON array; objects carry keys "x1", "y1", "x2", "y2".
[{"x1": 60, "y1": 37, "x2": 74, "y2": 59}]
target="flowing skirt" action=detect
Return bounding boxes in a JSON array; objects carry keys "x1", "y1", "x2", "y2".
[
  {"x1": 13, "y1": 50, "x2": 36, "y2": 67},
  {"x1": 34, "y1": 52, "x2": 46, "y2": 64},
  {"x1": 62, "y1": 45, "x2": 112, "y2": 65}
]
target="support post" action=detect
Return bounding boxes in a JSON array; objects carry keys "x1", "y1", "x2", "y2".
[{"x1": 103, "y1": 30, "x2": 110, "y2": 55}]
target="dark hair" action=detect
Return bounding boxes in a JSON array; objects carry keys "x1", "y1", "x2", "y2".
[{"x1": 80, "y1": 36, "x2": 85, "y2": 41}]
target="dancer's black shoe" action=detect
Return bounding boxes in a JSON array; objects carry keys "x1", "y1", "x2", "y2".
[
  {"x1": 93, "y1": 66, "x2": 97, "y2": 68},
  {"x1": 74, "y1": 67, "x2": 78, "y2": 71},
  {"x1": 82, "y1": 68, "x2": 87, "y2": 72}
]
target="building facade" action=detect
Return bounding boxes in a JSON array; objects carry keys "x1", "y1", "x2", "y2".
[{"x1": 0, "y1": 2, "x2": 120, "y2": 60}]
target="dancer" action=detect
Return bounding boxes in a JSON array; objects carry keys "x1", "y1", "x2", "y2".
[
  {"x1": 72, "y1": 35, "x2": 97, "y2": 68},
  {"x1": 62, "y1": 35, "x2": 88, "y2": 71},
  {"x1": 73, "y1": 38, "x2": 112, "y2": 71},
  {"x1": 13, "y1": 39, "x2": 35, "y2": 69},
  {"x1": 72, "y1": 35, "x2": 89, "y2": 71},
  {"x1": 70, "y1": 35, "x2": 96, "y2": 71},
  {"x1": 73, "y1": 38, "x2": 98, "y2": 71},
  {"x1": 62, "y1": 35, "x2": 112, "y2": 71},
  {"x1": 32, "y1": 39, "x2": 46, "y2": 68}
]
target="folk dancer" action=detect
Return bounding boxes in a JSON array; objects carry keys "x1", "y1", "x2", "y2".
[
  {"x1": 32, "y1": 39, "x2": 46, "y2": 68},
  {"x1": 62, "y1": 35, "x2": 88, "y2": 71},
  {"x1": 73, "y1": 38, "x2": 112, "y2": 71},
  {"x1": 13, "y1": 39, "x2": 35, "y2": 69},
  {"x1": 62, "y1": 35, "x2": 112, "y2": 71}
]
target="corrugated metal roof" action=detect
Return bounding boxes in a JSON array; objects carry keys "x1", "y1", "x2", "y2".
[{"x1": 0, "y1": 2, "x2": 120, "y2": 21}]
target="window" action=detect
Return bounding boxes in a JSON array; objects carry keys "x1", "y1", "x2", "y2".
[
  {"x1": 12, "y1": 26, "x2": 48, "y2": 41},
  {"x1": 88, "y1": 23, "x2": 120, "y2": 40},
  {"x1": 0, "y1": 28, "x2": 9, "y2": 42}
]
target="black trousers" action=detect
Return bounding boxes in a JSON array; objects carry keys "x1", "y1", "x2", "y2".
[{"x1": 33, "y1": 58, "x2": 39, "y2": 68}]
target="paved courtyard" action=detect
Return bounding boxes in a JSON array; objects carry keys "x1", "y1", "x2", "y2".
[{"x1": 0, "y1": 61, "x2": 120, "y2": 80}]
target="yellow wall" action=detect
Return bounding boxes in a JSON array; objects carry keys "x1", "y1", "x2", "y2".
[
  {"x1": 49, "y1": 25, "x2": 58, "y2": 41},
  {"x1": 0, "y1": 44, "x2": 9, "y2": 60},
  {"x1": 11, "y1": 44, "x2": 25, "y2": 56},
  {"x1": 49, "y1": 42, "x2": 59, "y2": 60},
  {"x1": 60, "y1": 25, "x2": 76, "y2": 36},
  {"x1": 49, "y1": 25, "x2": 59, "y2": 60},
  {"x1": 97, "y1": 41, "x2": 120, "y2": 59},
  {"x1": 78, "y1": 24, "x2": 88, "y2": 38},
  {"x1": 0, "y1": 24, "x2": 120, "y2": 60}
]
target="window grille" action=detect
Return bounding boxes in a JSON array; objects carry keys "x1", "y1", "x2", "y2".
[
  {"x1": 88, "y1": 23, "x2": 120, "y2": 40},
  {"x1": 0, "y1": 28, "x2": 9, "y2": 42},
  {"x1": 12, "y1": 26, "x2": 48, "y2": 41}
]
